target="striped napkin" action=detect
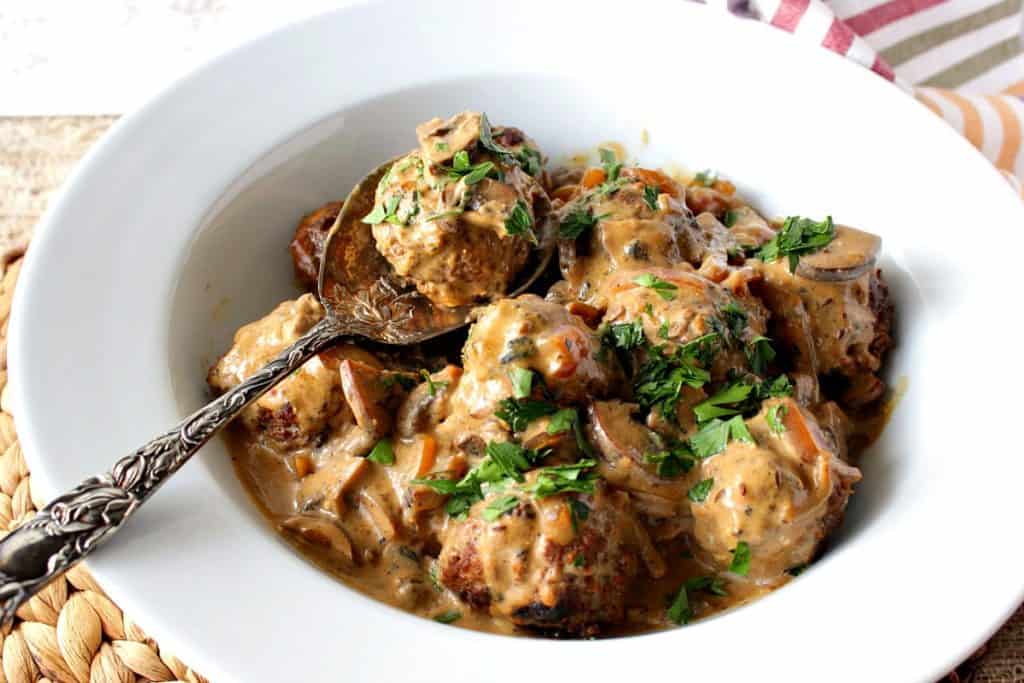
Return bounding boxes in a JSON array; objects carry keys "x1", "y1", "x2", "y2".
[{"x1": 720, "y1": 0, "x2": 1024, "y2": 194}]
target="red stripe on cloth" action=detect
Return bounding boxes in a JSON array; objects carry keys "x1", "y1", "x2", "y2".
[
  {"x1": 822, "y1": 18, "x2": 856, "y2": 53},
  {"x1": 844, "y1": 0, "x2": 948, "y2": 37},
  {"x1": 871, "y1": 54, "x2": 897, "y2": 80},
  {"x1": 771, "y1": 0, "x2": 811, "y2": 32}
]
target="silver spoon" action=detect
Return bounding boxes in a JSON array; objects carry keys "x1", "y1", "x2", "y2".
[{"x1": 0, "y1": 159, "x2": 555, "y2": 626}]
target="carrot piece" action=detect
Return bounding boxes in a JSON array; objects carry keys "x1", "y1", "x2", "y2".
[
  {"x1": 567, "y1": 301, "x2": 603, "y2": 328},
  {"x1": 293, "y1": 454, "x2": 313, "y2": 478},
  {"x1": 581, "y1": 168, "x2": 606, "y2": 189},
  {"x1": 713, "y1": 178, "x2": 736, "y2": 195},
  {"x1": 624, "y1": 167, "x2": 678, "y2": 196},
  {"x1": 417, "y1": 435, "x2": 438, "y2": 477}
]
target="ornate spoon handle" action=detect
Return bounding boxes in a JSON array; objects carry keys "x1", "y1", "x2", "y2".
[{"x1": 0, "y1": 316, "x2": 344, "y2": 627}]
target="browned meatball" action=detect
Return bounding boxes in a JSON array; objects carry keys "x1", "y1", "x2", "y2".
[
  {"x1": 438, "y1": 482, "x2": 642, "y2": 634},
  {"x1": 207, "y1": 294, "x2": 385, "y2": 448},
  {"x1": 452, "y1": 294, "x2": 619, "y2": 417},
  {"x1": 289, "y1": 201, "x2": 342, "y2": 290},
  {"x1": 366, "y1": 111, "x2": 547, "y2": 307},
  {"x1": 601, "y1": 267, "x2": 770, "y2": 383},
  {"x1": 689, "y1": 397, "x2": 861, "y2": 579}
]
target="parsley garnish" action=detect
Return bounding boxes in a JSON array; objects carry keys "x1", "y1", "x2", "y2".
[
  {"x1": 746, "y1": 336, "x2": 776, "y2": 375},
  {"x1": 545, "y1": 407, "x2": 595, "y2": 457},
  {"x1": 718, "y1": 301, "x2": 748, "y2": 342},
  {"x1": 505, "y1": 199, "x2": 536, "y2": 243},
  {"x1": 495, "y1": 397, "x2": 557, "y2": 432},
  {"x1": 508, "y1": 367, "x2": 534, "y2": 399},
  {"x1": 526, "y1": 459, "x2": 597, "y2": 498},
  {"x1": 425, "y1": 209, "x2": 464, "y2": 222},
  {"x1": 755, "y1": 215, "x2": 836, "y2": 273},
  {"x1": 723, "y1": 209, "x2": 740, "y2": 227},
  {"x1": 482, "y1": 494, "x2": 520, "y2": 521},
  {"x1": 559, "y1": 207, "x2": 607, "y2": 239},
  {"x1": 434, "y1": 142, "x2": 449, "y2": 152},
  {"x1": 633, "y1": 273, "x2": 678, "y2": 301},
  {"x1": 420, "y1": 369, "x2": 448, "y2": 396},
  {"x1": 573, "y1": 554, "x2": 586, "y2": 568},
  {"x1": 687, "y1": 575, "x2": 728, "y2": 596},
  {"x1": 367, "y1": 439, "x2": 395, "y2": 465},
  {"x1": 602, "y1": 320, "x2": 646, "y2": 350},
  {"x1": 569, "y1": 499, "x2": 590, "y2": 533},
  {"x1": 362, "y1": 194, "x2": 401, "y2": 224},
  {"x1": 729, "y1": 541, "x2": 752, "y2": 576},
  {"x1": 766, "y1": 403, "x2": 788, "y2": 434},
  {"x1": 433, "y1": 610, "x2": 462, "y2": 624},
  {"x1": 694, "y1": 169, "x2": 718, "y2": 187},
  {"x1": 479, "y1": 113, "x2": 542, "y2": 176},
  {"x1": 643, "y1": 185, "x2": 660, "y2": 211},
  {"x1": 645, "y1": 440, "x2": 697, "y2": 478},
  {"x1": 689, "y1": 416, "x2": 754, "y2": 459},
  {"x1": 478, "y1": 113, "x2": 513, "y2": 155},
  {"x1": 658, "y1": 321, "x2": 670, "y2": 340},
  {"x1": 693, "y1": 382, "x2": 754, "y2": 423},
  {"x1": 633, "y1": 345, "x2": 710, "y2": 418},
  {"x1": 444, "y1": 150, "x2": 495, "y2": 185},
  {"x1": 687, "y1": 478, "x2": 714, "y2": 503},
  {"x1": 667, "y1": 584, "x2": 692, "y2": 625},
  {"x1": 599, "y1": 147, "x2": 622, "y2": 182}
]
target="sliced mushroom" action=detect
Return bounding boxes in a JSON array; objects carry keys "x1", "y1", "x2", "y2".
[
  {"x1": 358, "y1": 490, "x2": 397, "y2": 541},
  {"x1": 394, "y1": 366, "x2": 460, "y2": 438},
  {"x1": 416, "y1": 111, "x2": 482, "y2": 163},
  {"x1": 279, "y1": 515, "x2": 355, "y2": 563},
  {"x1": 796, "y1": 224, "x2": 881, "y2": 282},
  {"x1": 299, "y1": 453, "x2": 368, "y2": 514},
  {"x1": 588, "y1": 401, "x2": 661, "y2": 466},
  {"x1": 340, "y1": 359, "x2": 393, "y2": 438}
]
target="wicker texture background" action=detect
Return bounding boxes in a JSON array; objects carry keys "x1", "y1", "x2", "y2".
[{"x1": 0, "y1": 115, "x2": 1020, "y2": 682}]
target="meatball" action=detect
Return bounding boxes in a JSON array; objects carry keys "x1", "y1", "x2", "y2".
[
  {"x1": 207, "y1": 294, "x2": 381, "y2": 448},
  {"x1": 754, "y1": 260, "x2": 893, "y2": 407},
  {"x1": 689, "y1": 397, "x2": 861, "y2": 579},
  {"x1": 452, "y1": 294, "x2": 619, "y2": 416},
  {"x1": 365, "y1": 111, "x2": 548, "y2": 307},
  {"x1": 437, "y1": 482, "x2": 642, "y2": 634},
  {"x1": 601, "y1": 267, "x2": 770, "y2": 382},
  {"x1": 289, "y1": 200, "x2": 342, "y2": 290}
]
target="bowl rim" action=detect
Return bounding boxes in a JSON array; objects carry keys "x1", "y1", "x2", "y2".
[{"x1": 10, "y1": 0, "x2": 1024, "y2": 681}]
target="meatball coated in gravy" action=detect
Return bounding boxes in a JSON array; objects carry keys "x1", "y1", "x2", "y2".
[
  {"x1": 365, "y1": 111, "x2": 548, "y2": 307},
  {"x1": 213, "y1": 121, "x2": 895, "y2": 637}
]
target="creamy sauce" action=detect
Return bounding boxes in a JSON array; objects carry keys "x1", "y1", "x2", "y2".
[{"x1": 213, "y1": 116, "x2": 895, "y2": 638}]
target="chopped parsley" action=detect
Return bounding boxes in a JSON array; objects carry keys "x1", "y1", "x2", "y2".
[
  {"x1": 433, "y1": 610, "x2": 462, "y2": 624},
  {"x1": 686, "y1": 575, "x2": 728, "y2": 597},
  {"x1": 645, "y1": 440, "x2": 697, "y2": 478},
  {"x1": 444, "y1": 150, "x2": 495, "y2": 185},
  {"x1": 479, "y1": 113, "x2": 542, "y2": 177},
  {"x1": 482, "y1": 494, "x2": 520, "y2": 521},
  {"x1": 693, "y1": 382, "x2": 754, "y2": 423},
  {"x1": 687, "y1": 478, "x2": 715, "y2": 503},
  {"x1": 633, "y1": 345, "x2": 711, "y2": 418},
  {"x1": 658, "y1": 321, "x2": 670, "y2": 340},
  {"x1": 505, "y1": 199, "x2": 536, "y2": 243},
  {"x1": 434, "y1": 142, "x2": 449, "y2": 152},
  {"x1": 495, "y1": 397, "x2": 557, "y2": 432},
  {"x1": 420, "y1": 369, "x2": 448, "y2": 396},
  {"x1": 508, "y1": 366, "x2": 534, "y2": 399},
  {"x1": 689, "y1": 416, "x2": 754, "y2": 459},
  {"x1": 666, "y1": 584, "x2": 692, "y2": 625},
  {"x1": 694, "y1": 169, "x2": 718, "y2": 187},
  {"x1": 411, "y1": 441, "x2": 546, "y2": 518},
  {"x1": 718, "y1": 301, "x2": 748, "y2": 342},
  {"x1": 478, "y1": 113, "x2": 513, "y2": 155},
  {"x1": 633, "y1": 273, "x2": 678, "y2": 301},
  {"x1": 573, "y1": 554, "x2": 586, "y2": 568},
  {"x1": 425, "y1": 208, "x2": 464, "y2": 222},
  {"x1": 559, "y1": 207, "x2": 607, "y2": 239},
  {"x1": 569, "y1": 499, "x2": 590, "y2": 532},
  {"x1": 746, "y1": 336, "x2": 776, "y2": 375},
  {"x1": 599, "y1": 147, "x2": 622, "y2": 182},
  {"x1": 361, "y1": 194, "x2": 401, "y2": 224},
  {"x1": 766, "y1": 403, "x2": 789, "y2": 434},
  {"x1": 526, "y1": 459, "x2": 597, "y2": 498},
  {"x1": 643, "y1": 184, "x2": 660, "y2": 211},
  {"x1": 366, "y1": 438, "x2": 395, "y2": 465},
  {"x1": 723, "y1": 209, "x2": 740, "y2": 227},
  {"x1": 545, "y1": 407, "x2": 595, "y2": 457},
  {"x1": 729, "y1": 541, "x2": 752, "y2": 576},
  {"x1": 602, "y1": 320, "x2": 646, "y2": 351},
  {"x1": 755, "y1": 215, "x2": 836, "y2": 273}
]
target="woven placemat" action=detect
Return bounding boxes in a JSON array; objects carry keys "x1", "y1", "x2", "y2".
[{"x1": 0, "y1": 116, "x2": 1020, "y2": 683}]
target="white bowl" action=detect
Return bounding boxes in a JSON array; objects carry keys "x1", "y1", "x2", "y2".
[{"x1": 10, "y1": 0, "x2": 1024, "y2": 681}]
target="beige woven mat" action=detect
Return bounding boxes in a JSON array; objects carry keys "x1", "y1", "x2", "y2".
[{"x1": 0, "y1": 116, "x2": 1021, "y2": 683}]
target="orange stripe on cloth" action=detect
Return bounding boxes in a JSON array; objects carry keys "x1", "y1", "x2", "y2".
[
  {"x1": 1003, "y1": 80, "x2": 1024, "y2": 96},
  {"x1": 940, "y1": 90, "x2": 985, "y2": 151},
  {"x1": 915, "y1": 90, "x2": 943, "y2": 116},
  {"x1": 987, "y1": 96, "x2": 1021, "y2": 172}
]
